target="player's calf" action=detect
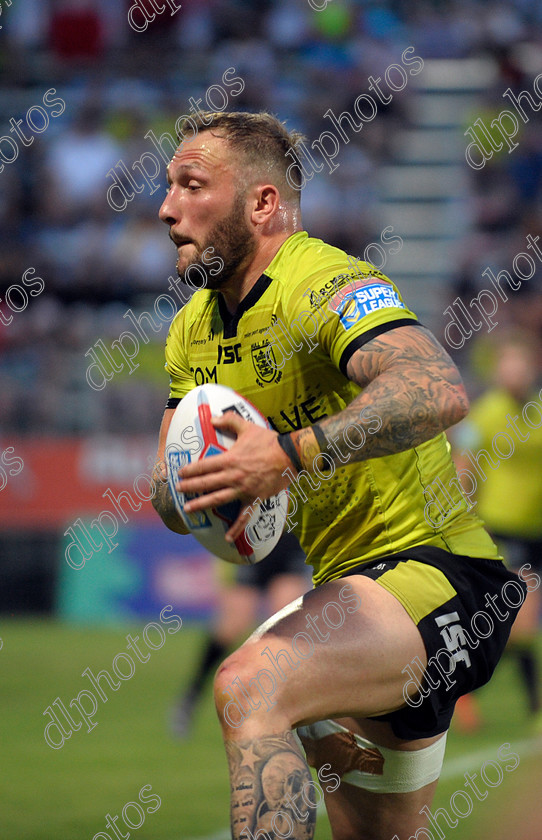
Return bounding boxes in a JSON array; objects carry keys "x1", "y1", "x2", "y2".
[{"x1": 223, "y1": 728, "x2": 317, "y2": 840}]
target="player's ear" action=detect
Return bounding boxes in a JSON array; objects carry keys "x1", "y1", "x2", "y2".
[{"x1": 250, "y1": 184, "x2": 281, "y2": 227}]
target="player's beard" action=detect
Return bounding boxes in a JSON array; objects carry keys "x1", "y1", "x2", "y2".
[{"x1": 175, "y1": 190, "x2": 257, "y2": 292}]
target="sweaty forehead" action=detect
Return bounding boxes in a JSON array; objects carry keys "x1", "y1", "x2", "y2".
[{"x1": 167, "y1": 133, "x2": 234, "y2": 179}]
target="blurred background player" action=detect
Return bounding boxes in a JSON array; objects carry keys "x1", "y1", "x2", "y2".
[
  {"x1": 171, "y1": 529, "x2": 310, "y2": 737},
  {"x1": 452, "y1": 330, "x2": 542, "y2": 729}
]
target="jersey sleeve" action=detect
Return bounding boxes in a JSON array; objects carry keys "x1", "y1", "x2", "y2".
[
  {"x1": 164, "y1": 308, "x2": 195, "y2": 407},
  {"x1": 284, "y1": 259, "x2": 420, "y2": 375}
]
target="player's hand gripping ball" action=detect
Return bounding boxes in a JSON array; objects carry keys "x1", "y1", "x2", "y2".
[{"x1": 165, "y1": 384, "x2": 289, "y2": 564}]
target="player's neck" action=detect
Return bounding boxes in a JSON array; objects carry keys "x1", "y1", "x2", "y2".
[{"x1": 220, "y1": 229, "x2": 300, "y2": 314}]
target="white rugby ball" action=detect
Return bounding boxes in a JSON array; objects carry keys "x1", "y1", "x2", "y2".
[{"x1": 165, "y1": 384, "x2": 288, "y2": 565}]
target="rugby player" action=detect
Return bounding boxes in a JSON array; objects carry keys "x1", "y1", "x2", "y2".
[{"x1": 152, "y1": 111, "x2": 525, "y2": 840}]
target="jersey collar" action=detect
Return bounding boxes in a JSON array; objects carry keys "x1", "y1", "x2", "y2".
[{"x1": 218, "y1": 273, "x2": 273, "y2": 339}]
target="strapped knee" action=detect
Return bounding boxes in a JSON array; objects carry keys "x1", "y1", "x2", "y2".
[{"x1": 297, "y1": 720, "x2": 446, "y2": 793}]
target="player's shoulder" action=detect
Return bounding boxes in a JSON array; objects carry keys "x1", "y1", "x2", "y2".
[
  {"x1": 269, "y1": 231, "x2": 387, "y2": 288},
  {"x1": 267, "y1": 230, "x2": 402, "y2": 313},
  {"x1": 267, "y1": 231, "x2": 352, "y2": 286}
]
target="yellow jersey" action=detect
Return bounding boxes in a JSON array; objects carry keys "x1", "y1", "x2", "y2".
[{"x1": 165, "y1": 231, "x2": 499, "y2": 584}]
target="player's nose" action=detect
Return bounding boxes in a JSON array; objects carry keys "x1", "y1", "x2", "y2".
[{"x1": 158, "y1": 186, "x2": 179, "y2": 226}]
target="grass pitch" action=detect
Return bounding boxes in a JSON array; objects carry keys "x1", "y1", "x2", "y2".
[{"x1": 1, "y1": 618, "x2": 541, "y2": 840}]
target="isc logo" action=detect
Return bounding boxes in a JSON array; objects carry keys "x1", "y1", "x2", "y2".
[
  {"x1": 435, "y1": 612, "x2": 472, "y2": 669},
  {"x1": 217, "y1": 344, "x2": 242, "y2": 364}
]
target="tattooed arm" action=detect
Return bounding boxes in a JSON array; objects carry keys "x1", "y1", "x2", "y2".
[
  {"x1": 170, "y1": 326, "x2": 467, "y2": 535},
  {"x1": 289, "y1": 325, "x2": 469, "y2": 470},
  {"x1": 151, "y1": 407, "x2": 189, "y2": 534}
]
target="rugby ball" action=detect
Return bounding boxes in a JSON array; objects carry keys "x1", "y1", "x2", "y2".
[{"x1": 165, "y1": 384, "x2": 288, "y2": 564}]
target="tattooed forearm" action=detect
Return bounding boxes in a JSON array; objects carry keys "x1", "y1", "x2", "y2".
[
  {"x1": 290, "y1": 427, "x2": 322, "y2": 474},
  {"x1": 292, "y1": 325, "x2": 468, "y2": 469},
  {"x1": 226, "y1": 731, "x2": 316, "y2": 840},
  {"x1": 150, "y1": 460, "x2": 189, "y2": 534}
]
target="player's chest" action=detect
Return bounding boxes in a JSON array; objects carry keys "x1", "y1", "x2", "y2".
[
  {"x1": 186, "y1": 310, "x2": 292, "y2": 389},
  {"x1": 187, "y1": 330, "x2": 280, "y2": 387},
  {"x1": 186, "y1": 321, "x2": 332, "y2": 433}
]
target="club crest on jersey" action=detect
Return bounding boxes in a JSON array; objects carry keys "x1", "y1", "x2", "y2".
[
  {"x1": 329, "y1": 277, "x2": 405, "y2": 330},
  {"x1": 251, "y1": 341, "x2": 282, "y2": 386}
]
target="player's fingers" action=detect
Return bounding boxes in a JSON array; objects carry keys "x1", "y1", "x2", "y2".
[
  {"x1": 183, "y1": 486, "x2": 238, "y2": 513},
  {"x1": 177, "y1": 469, "x2": 231, "y2": 495},
  {"x1": 211, "y1": 412, "x2": 249, "y2": 434},
  {"x1": 178, "y1": 452, "x2": 229, "y2": 477}
]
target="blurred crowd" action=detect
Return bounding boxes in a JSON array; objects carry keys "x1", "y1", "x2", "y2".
[{"x1": 0, "y1": 0, "x2": 541, "y2": 434}]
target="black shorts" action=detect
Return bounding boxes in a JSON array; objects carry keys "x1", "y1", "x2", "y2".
[
  {"x1": 341, "y1": 545, "x2": 527, "y2": 740},
  {"x1": 235, "y1": 530, "x2": 310, "y2": 590}
]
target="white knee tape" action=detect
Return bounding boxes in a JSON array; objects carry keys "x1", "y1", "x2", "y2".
[{"x1": 297, "y1": 720, "x2": 447, "y2": 794}]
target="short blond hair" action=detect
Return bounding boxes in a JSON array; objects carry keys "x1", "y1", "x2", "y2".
[{"x1": 177, "y1": 110, "x2": 306, "y2": 203}]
